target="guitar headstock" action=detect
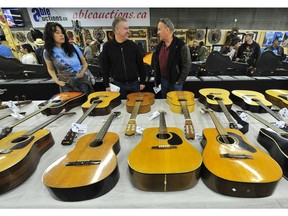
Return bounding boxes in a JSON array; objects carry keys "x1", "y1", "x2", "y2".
[
  {"x1": 61, "y1": 129, "x2": 77, "y2": 145},
  {"x1": 113, "y1": 111, "x2": 121, "y2": 118},
  {"x1": 125, "y1": 119, "x2": 136, "y2": 136},
  {"x1": 184, "y1": 119, "x2": 195, "y2": 140}
]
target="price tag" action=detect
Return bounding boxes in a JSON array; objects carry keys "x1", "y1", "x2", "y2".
[
  {"x1": 10, "y1": 112, "x2": 25, "y2": 120},
  {"x1": 239, "y1": 112, "x2": 248, "y2": 121},
  {"x1": 275, "y1": 120, "x2": 285, "y2": 129},
  {"x1": 148, "y1": 111, "x2": 160, "y2": 120},
  {"x1": 71, "y1": 123, "x2": 87, "y2": 134},
  {"x1": 136, "y1": 126, "x2": 144, "y2": 135},
  {"x1": 7, "y1": 101, "x2": 20, "y2": 113},
  {"x1": 279, "y1": 108, "x2": 288, "y2": 118},
  {"x1": 153, "y1": 85, "x2": 161, "y2": 94}
]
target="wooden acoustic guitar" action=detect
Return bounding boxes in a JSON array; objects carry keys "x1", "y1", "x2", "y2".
[
  {"x1": 0, "y1": 110, "x2": 75, "y2": 194},
  {"x1": 201, "y1": 108, "x2": 282, "y2": 197},
  {"x1": 42, "y1": 112, "x2": 121, "y2": 201},
  {"x1": 232, "y1": 89, "x2": 288, "y2": 126},
  {"x1": 128, "y1": 110, "x2": 202, "y2": 192},
  {"x1": 245, "y1": 110, "x2": 288, "y2": 179},
  {"x1": 265, "y1": 89, "x2": 288, "y2": 109},
  {"x1": 125, "y1": 92, "x2": 155, "y2": 136},
  {"x1": 81, "y1": 91, "x2": 121, "y2": 116},
  {"x1": 38, "y1": 91, "x2": 86, "y2": 116},
  {"x1": 166, "y1": 91, "x2": 195, "y2": 139},
  {"x1": 62, "y1": 91, "x2": 121, "y2": 145},
  {"x1": 0, "y1": 91, "x2": 84, "y2": 140},
  {"x1": 199, "y1": 88, "x2": 239, "y2": 130}
]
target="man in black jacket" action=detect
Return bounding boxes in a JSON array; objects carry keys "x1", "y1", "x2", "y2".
[
  {"x1": 102, "y1": 17, "x2": 146, "y2": 99},
  {"x1": 154, "y1": 18, "x2": 191, "y2": 98}
]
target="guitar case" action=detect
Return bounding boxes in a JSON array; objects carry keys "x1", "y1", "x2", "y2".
[{"x1": 0, "y1": 55, "x2": 25, "y2": 79}]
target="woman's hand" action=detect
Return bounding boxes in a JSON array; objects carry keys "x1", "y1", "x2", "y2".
[
  {"x1": 76, "y1": 70, "x2": 85, "y2": 78},
  {"x1": 55, "y1": 80, "x2": 66, "y2": 86}
]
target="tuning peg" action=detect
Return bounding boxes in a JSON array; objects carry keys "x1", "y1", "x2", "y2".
[{"x1": 22, "y1": 95, "x2": 26, "y2": 100}]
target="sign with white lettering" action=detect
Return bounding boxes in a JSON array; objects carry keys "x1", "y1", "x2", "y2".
[{"x1": 27, "y1": 8, "x2": 150, "y2": 28}]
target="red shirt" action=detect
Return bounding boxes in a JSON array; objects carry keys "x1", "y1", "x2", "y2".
[{"x1": 159, "y1": 43, "x2": 170, "y2": 79}]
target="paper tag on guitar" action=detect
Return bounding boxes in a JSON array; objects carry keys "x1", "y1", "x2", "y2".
[
  {"x1": 109, "y1": 83, "x2": 120, "y2": 92},
  {"x1": 71, "y1": 123, "x2": 87, "y2": 134},
  {"x1": 7, "y1": 100, "x2": 20, "y2": 113},
  {"x1": 153, "y1": 85, "x2": 161, "y2": 94},
  {"x1": 148, "y1": 111, "x2": 160, "y2": 120}
]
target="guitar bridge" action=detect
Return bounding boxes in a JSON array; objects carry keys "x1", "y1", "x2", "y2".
[
  {"x1": 152, "y1": 145, "x2": 177, "y2": 149},
  {"x1": 66, "y1": 160, "x2": 101, "y2": 166},
  {"x1": 220, "y1": 153, "x2": 253, "y2": 159}
]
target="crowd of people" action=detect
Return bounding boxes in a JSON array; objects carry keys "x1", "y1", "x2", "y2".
[{"x1": 0, "y1": 17, "x2": 287, "y2": 99}]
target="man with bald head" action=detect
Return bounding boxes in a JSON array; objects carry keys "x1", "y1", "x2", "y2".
[{"x1": 154, "y1": 18, "x2": 191, "y2": 98}]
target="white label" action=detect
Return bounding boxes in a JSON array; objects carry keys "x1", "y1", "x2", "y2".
[
  {"x1": 153, "y1": 85, "x2": 161, "y2": 94},
  {"x1": 7, "y1": 101, "x2": 20, "y2": 113},
  {"x1": 148, "y1": 111, "x2": 160, "y2": 120},
  {"x1": 71, "y1": 123, "x2": 87, "y2": 134}
]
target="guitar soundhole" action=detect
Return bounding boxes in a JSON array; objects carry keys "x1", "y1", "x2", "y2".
[
  {"x1": 157, "y1": 133, "x2": 171, "y2": 140},
  {"x1": 217, "y1": 135, "x2": 236, "y2": 145},
  {"x1": 89, "y1": 140, "x2": 103, "y2": 147},
  {"x1": 90, "y1": 97, "x2": 102, "y2": 104}
]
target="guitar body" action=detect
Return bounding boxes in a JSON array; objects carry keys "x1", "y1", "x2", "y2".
[
  {"x1": 201, "y1": 128, "x2": 282, "y2": 197},
  {"x1": 257, "y1": 128, "x2": 288, "y2": 179},
  {"x1": 198, "y1": 88, "x2": 232, "y2": 112},
  {"x1": 42, "y1": 132, "x2": 120, "y2": 201},
  {"x1": 265, "y1": 89, "x2": 288, "y2": 109},
  {"x1": 128, "y1": 127, "x2": 202, "y2": 191},
  {"x1": 126, "y1": 92, "x2": 155, "y2": 113},
  {"x1": 231, "y1": 90, "x2": 272, "y2": 113},
  {"x1": 166, "y1": 91, "x2": 195, "y2": 113},
  {"x1": 82, "y1": 91, "x2": 121, "y2": 116},
  {"x1": 0, "y1": 129, "x2": 54, "y2": 194},
  {"x1": 38, "y1": 91, "x2": 86, "y2": 115}
]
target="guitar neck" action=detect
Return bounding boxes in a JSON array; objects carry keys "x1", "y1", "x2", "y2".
[
  {"x1": 179, "y1": 100, "x2": 191, "y2": 120},
  {"x1": 179, "y1": 100, "x2": 195, "y2": 139},
  {"x1": 159, "y1": 111, "x2": 168, "y2": 134},
  {"x1": 255, "y1": 100, "x2": 284, "y2": 122},
  {"x1": 0, "y1": 100, "x2": 33, "y2": 110},
  {"x1": 207, "y1": 109, "x2": 229, "y2": 137},
  {"x1": 77, "y1": 100, "x2": 101, "y2": 124},
  {"x1": 130, "y1": 101, "x2": 142, "y2": 120},
  {"x1": 245, "y1": 110, "x2": 288, "y2": 137},
  {"x1": 217, "y1": 99, "x2": 238, "y2": 129}
]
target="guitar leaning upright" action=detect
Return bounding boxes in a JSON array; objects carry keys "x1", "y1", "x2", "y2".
[
  {"x1": 166, "y1": 91, "x2": 196, "y2": 139},
  {"x1": 200, "y1": 108, "x2": 282, "y2": 198},
  {"x1": 125, "y1": 92, "x2": 155, "y2": 136},
  {"x1": 0, "y1": 110, "x2": 75, "y2": 194},
  {"x1": 42, "y1": 112, "x2": 121, "y2": 201},
  {"x1": 128, "y1": 110, "x2": 202, "y2": 192}
]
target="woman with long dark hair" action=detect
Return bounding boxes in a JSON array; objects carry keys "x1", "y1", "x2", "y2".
[{"x1": 43, "y1": 22, "x2": 94, "y2": 95}]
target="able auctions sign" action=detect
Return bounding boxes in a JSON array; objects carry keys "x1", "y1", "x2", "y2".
[{"x1": 27, "y1": 8, "x2": 150, "y2": 28}]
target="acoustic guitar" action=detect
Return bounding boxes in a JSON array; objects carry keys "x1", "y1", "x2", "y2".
[
  {"x1": 62, "y1": 91, "x2": 121, "y2": 145},
  {"x1": 125, "y1": 92, "x2": 155, "y2": 136},
  {"x1": 232, "y1": 90, "x2": 288, "y2": 126},
  {"x1": 0, "y1": 110, "x2": 75, "y2": 194},
  {"x1": 199, "y1": 88, "x2": 239, "y2": 130},
  {"x1": 201, "y1": 108, "x2": 282, "y2": 198},
  {"x1": 81, "y1": 91, "x2": 121, "y2": 116},
  {"x1": 128, "y1": 110, "x2": 202, "y2": 192},
  {"x1": 166, "y1": 91, "x2": 195, "y2": 139},
  {"x1": 0, "y1": 91, "x2": 84, "y2": 140},
  {"x1": 38, "y1": 91, "x2": 86, "y2": 116},
  {"x1": 245, "y1": 110, "x2": 288, "y2": 179},
  {"x1": 265, "y1": 89, "x2": 288, "y2": 109},
  {"x1": 42, "y1": 112, "x2": 121, "y2": 201}
]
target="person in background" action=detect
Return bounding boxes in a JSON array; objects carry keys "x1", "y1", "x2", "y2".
[
  {"x1": 220, "y1": 37, "x2": 241, "y2": 61},
  {"x1": 197, "y1": 41, "x2": 209, "y2": 61},
  {"x1": 20, "y1": 43, "x2": 38, "y2": 64},
  {"x1": 0, "y1": 42, "x2": 14, "y2": 58},
  {"x1": 33, "y1": 38, "x2": 45, "y2": 65},
  {"x1": 190, "y1": 40, "x2": 199, "y2": 61},
  {"x1": 236, "y1": 31, "x2": 260, "y2": 67},
  {"x1": 265, "y1": 37, "x2": 286, "y2": 60},
  {"x1": 84, "y1": 39, "x2": 94, "y2": 64},
  {"x1": 43, "y1": 22, "x2": 94, "y2": 96},
  {"x1": 101, "y1": 17, "x2": 146, "y2": 99},
  {"x1": 154, "y1": 18, "x2": 191, "y2": 98}
]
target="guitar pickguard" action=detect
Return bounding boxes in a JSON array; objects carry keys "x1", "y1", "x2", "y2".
[{"x1": 156, "y1": 132, "x2": 183, "y2": 145}]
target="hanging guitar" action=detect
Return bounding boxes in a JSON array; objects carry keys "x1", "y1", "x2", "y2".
[
  {"x1": 62, "y1": 91, "x2": 121, "y2": 145},
  {"x1": 231, "y1": 90, "x2": 288, "y2": 127},
  {"x1": 200, "y1": 108, "x2": 282, "y2": 198},
  {"x1": 166, "y1": 91, "x2": 195, "y2": 139},
  {"x1": 0, "y1": 91, "x2": 85, "y2": 140},
  {"x1": 38, "y1": 91, "x2": 86, "y2": 116},
  {"x1": 42, "y1": 111, "x2": 121, "y2": 201},
  {"x1": 125, "y1": 92, "x2": 155, "y2": 136},
  {"x1": 0, "y1": 110, "x2": 75, "y2": 194},
  {"x1": 265, "y1": 89, "x2": 288, "y2": 109},
  {"x1": 245, "y1": 110, "x2": 288, "y2": 179},
  {"x1": 199, "y1": 88, "x2": 248, "y2": 132},
  {"x1": 128, "y1": 110, "x2": 202, "y2": 192}
]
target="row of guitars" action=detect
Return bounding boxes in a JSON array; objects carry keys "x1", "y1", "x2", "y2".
[{"x1": 0, "y1": 89, "x2": 287, "y2": 202}]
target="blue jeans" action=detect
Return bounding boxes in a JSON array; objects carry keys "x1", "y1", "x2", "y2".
[
  {"x1": 160, "y1": 78, "x2": 183, "y2": 98},
  {"x1": 61, "y1": 79, "x2": 90, "y2": 96},
  {"x1": 113, "y1": 80, "x2": 140, "y2": 99}
]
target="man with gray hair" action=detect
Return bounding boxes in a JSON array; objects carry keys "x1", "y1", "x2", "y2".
[
  {"x1": 102, "y1": 17, "x2": 146, "y2": 99},
  {"x1": 154, "y1": 18, "x2": 191, "y2": 98}
]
